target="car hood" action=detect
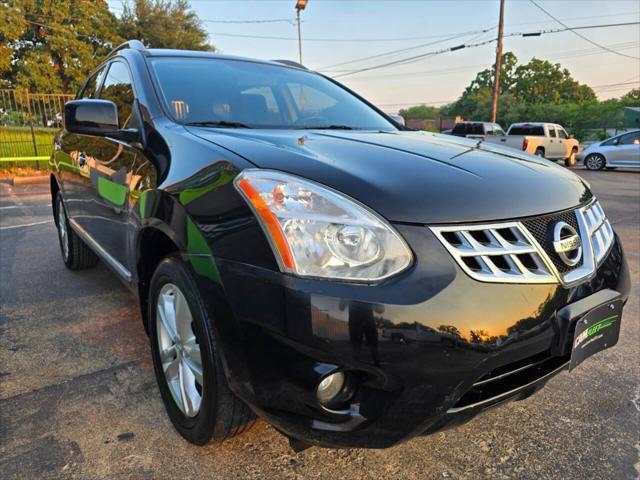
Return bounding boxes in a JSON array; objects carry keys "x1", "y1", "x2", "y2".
[{"x1": 187, "y1": 128, "x2": 592, "y2": 224}]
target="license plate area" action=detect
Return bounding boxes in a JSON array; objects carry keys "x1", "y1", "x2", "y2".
[{"x1": 569, "y1": 299, "x2": 622, "y2": 371}]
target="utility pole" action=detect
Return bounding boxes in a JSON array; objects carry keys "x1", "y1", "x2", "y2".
[
  {"x1": 491, "y1": 0, "x2": 505, "y2": 123},
  {"x1": 295, "y1": 0, "x2": 308, "y2": 64}
]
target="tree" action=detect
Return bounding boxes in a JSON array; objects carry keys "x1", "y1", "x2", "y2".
[
  {"x1": 619, "y1": 88, "x2": 640, "y2": 106},
  {"x1": 511, "y1": 58, "x2": 596, "y2": 104},
  {"x1": 118, "y1": 0, "x2": 214, "y2": 51},
  {"x1": 462, "y1": 51, "x2": 519, "y2": 96},
  {"x1": 1, "y1": 0, "x2": 122, "y2": 92},
  {"x1": 441, "y1": 52, "x2": 596, "y2": 122},
  {"x1": 399, "y1": 104, "x2": 440, "y2": 120}
]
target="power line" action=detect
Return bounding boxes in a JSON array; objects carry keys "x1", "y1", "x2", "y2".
[
  {"x1": 529, "y1": 0, "x2": 640, "y2": 60},
  {"x1": 326, "y1": 42, "x2": 639, "y2": 78},
  {"x1": 330, "y1": 22, "x2": 640, "y2": 78},
  {"x1": 318, "y1": 28, "x2": 495, "y2": 70}
]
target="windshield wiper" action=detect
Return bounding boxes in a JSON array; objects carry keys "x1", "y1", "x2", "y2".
[
  {"x1": 185, "y1": 121, "x2": 252, "y2": 128},
  {"x1": 299, "y1": 124, "x2": 356, "y2": 130}
]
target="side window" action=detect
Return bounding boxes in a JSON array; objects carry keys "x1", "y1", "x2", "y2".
[
  {"x1": 494, "y1": 125, "x2": 505, "y2": 136},
  {"x1": 80, "y1": 66, "x2": 107, "y2": 99},
  {"x1": 558, "y1": 128, "x2": 569, "y2": 139},
  {"x1": 548, "y1": 126, "x2": 558, "y2": 138},
  {"x1": 485, "y1": 124, "x2": 494, "y2": 135},
  {"x1": 620, "y1": 132, "x2": 640, "y2": 145},
  {"x1": 99, "y1": 61, "x2": 135, "y2": 128}
]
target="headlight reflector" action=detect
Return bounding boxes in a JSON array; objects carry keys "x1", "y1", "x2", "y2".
[{"x1": 234, "y1": 169, "x2": 412, "y2": 281}]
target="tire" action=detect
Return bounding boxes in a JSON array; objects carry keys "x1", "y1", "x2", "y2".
[
  {"x1": 564, "y1": 149, "x2": 577, "y2": 167},
  {"x1": 148, "y1": 255, "x2": 255, "y2": 445},
  {"x1": 55, "y1": 192, "x2": 98, "y2": 270},
  {"x1": 585, "y1": 153, "x2": 606, "y2": 170},
  {"x1": 534, "y1": 148, "x2": 545, "y2": 157}
]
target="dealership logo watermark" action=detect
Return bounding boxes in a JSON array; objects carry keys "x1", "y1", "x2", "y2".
[{"x1": 574, "y1": 315, "x2": 619, "y2": 349}]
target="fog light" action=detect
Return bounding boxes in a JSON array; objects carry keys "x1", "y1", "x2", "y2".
[{"x1": 316, "y1": 371, "x2": 348, "y2": 406}]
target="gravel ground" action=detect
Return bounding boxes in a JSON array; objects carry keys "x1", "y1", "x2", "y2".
[{"x1": 1, "y1": 168, "x2": 638, "y2": 480}]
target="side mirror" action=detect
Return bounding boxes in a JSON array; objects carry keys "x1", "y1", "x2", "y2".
[
  {"x1": 64, "y1": 99, "x2": 139, "y2": 142},
  {"x1": 64, "y1": 99, "x2": 118, "y2": 135}
]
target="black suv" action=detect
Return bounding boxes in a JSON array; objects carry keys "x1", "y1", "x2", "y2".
[{"x1": 51, "y1": 41, "x2": 630, "y2": 450}]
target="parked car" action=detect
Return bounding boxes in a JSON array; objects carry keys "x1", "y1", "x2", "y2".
[
  {"x1": 485, "y1": 122, "x2": 580, "y2": 166},
  {"x1": 51, "y1": 41, "x2": 629, "y2": 450},
  {"x1": 450, "y1": 121, "x2": 505, "y2": 139},
  {"x1": 578, "y1": 130, "x2": 640, "y2": 170}
]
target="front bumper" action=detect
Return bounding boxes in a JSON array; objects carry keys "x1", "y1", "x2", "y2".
[{"x1": 194, "y1": 225, "x2": 629, "y2": 449}]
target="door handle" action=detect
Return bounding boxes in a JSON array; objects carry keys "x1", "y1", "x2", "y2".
[
  {"x1": 78, "y1": 153, "x2": 87, "y2": 167},
  {"x1": 500, "y1": 138, "x2": 506, "y2": 142}
]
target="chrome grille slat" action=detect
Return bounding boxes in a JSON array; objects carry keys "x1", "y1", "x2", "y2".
[
  {"x1": 431, "y1": 222, "x2": 557, "y2": 284},
  {"x1": 431, "y1": 199, "x2": 614, "y2": 285}
]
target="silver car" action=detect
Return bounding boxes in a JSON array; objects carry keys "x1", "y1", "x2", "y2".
[{"x1": 578, "y1": 130, "x2": 640, "y2": 170}]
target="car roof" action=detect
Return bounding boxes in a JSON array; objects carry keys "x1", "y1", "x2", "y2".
[{"x1": 142, "y1": 48, "x2": 309, "y2": 71}]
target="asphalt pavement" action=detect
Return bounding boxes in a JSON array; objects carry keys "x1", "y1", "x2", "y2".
[{"x1": 1, "y1": 168, "x2": 639, "y2": 480}]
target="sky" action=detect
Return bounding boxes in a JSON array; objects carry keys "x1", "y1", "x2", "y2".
[{"x1": 107, "y1": 0, "x2": 640, "y2": 112}]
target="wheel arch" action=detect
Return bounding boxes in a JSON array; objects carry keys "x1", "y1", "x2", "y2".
[{"x1": 136, "y1": 223, "x2": 183, "y2": 333}]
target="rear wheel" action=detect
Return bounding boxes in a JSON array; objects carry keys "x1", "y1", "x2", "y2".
[
  {"x1": 148, "y1": 255, "x2": 255, "y2": 445},
  {"x1": 585, "y1": 153, "x2": 606, "y2": 170},
  {"x1": 534, "y1": 147, "x2": 545, "y2": 157},
  {"x1": 55, "y1": 193, "x2": 98, "y2": 270}
]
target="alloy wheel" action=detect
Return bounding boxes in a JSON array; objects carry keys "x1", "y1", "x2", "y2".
[
  {"x1": 156, "y1": 283, "x2": 203, "y2": 418},
  {"x1": 586, "y1": 154, "x2": 605, "y2": 170},
  {"x1": 57, "y1": 198, "x2": 69, "y2": 260}
]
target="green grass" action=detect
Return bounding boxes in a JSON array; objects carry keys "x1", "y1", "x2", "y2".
[
  {"x1": 0, "y1": 126, "x2": 56, "y2": 170},
  {"x1": 0, "y1": 126, "x2": 57, "y2": 158}
]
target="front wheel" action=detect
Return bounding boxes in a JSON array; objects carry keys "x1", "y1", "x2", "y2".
[
  {"x1": 148, "y1": 255, "x2": 255, "y2": 445},
  {"x1": 564, "y1": 149, "x2": 577, "y2": 167},
  {"x1": 585, "y1": 153, "x2": 606, "y2": 170}
]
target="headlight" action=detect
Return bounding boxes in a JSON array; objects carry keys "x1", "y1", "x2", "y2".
[{"x1": 234, "y1": 169, "x2": 412, "y2": 282}]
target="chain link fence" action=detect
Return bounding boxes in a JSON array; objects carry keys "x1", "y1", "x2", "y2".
[{"x1": 0, "y1": 89, "x2": 74, "y2": 169}]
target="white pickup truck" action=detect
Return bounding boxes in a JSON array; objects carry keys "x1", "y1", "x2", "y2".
[{"x1": 485, "y1": 122, "x2": 580, "y2": 166}]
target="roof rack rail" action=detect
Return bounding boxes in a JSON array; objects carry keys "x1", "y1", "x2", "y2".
[
  {"x1": 271, "y1": 59, "x2": 308, "y2": 70},
  {"x1": 106, "y1": 40, "x2": 146, "y2": 58}
]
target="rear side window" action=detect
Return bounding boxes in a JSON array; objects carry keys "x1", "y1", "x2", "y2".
[
  {"x1": 549, "y1": 126, "x2": 558, "y2": 138},
  {"x1": 508, "y1": 125, "x2": 545, "y2": 136},
  {"x1": 100, "y1": 61, "x2": 135, "y2": 128}
]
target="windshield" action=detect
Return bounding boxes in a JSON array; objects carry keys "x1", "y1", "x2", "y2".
[{"x1": 148, "y1": 57, "x2": 396, "y2": 130}]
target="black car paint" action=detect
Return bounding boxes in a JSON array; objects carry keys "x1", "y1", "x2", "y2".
[{"x1": 51, "y1": 47, "x2": 630, "y2": 449}]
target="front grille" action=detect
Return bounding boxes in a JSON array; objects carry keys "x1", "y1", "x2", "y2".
[
  {"x1": 582, "y1": 201, "x2": 614, "y2": 264},
  {"x1": 432, "y1": 199, "x2": 614, "y2": 286},
  {"x1": 430, "y1": 222, "x2": 556, "y2": 284},
  {"x1": 522, "y1": 209, "x2": 582, "y2": 274}
]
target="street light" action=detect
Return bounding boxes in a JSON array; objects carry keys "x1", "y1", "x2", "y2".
[{"x1": 295, "y1": 0, "x2": 308, "y2": 64}]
